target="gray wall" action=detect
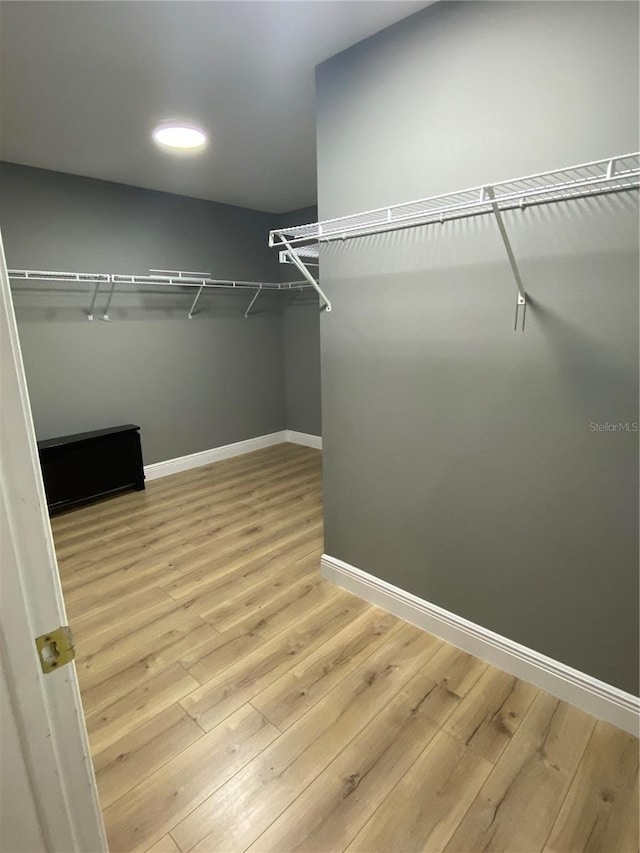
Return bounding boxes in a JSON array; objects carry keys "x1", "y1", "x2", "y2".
[
  {"x1": 282, "y1": 301, "x2": 322, "y2": 436},
  {"x1": 0, "y1": 163, "x2": 287, "y2": 464},
  {"x1": 278, "y1": 206, "x2": 322, "y2": 436},
  {"x1": 316, "y1": 1, "x2": 639, "y2": 693}
]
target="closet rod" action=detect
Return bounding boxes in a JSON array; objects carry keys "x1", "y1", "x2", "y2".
[{"x1": 8, "y1": 269, "x2": 311, "y2": 320}]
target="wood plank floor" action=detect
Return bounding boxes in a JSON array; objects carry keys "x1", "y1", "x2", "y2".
[{"x1": 53, "y1": 443, "x2": 639, "y2": 853}]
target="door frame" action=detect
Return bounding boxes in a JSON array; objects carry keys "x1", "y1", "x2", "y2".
[{"x1": 0, "y1": 230, "x2": 107, "y2": 852}]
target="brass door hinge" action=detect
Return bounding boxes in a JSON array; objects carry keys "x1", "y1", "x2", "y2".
[{"x1": 35, "y1": 626, "x2": 75, "y2": 674}]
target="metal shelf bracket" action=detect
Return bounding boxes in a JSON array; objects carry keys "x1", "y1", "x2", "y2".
[
  {"x1": 270, "y1": 233, "x2": 332, "y2": 312},
  {"x1": 87, "y1": 281, "x2": 101, "y2": 321},
  {"x1": 482, "y1": 185, "x2": 528, "y2": 332},
  {"x1": 244, "y1": 285, "x2": 262, "y2": 318},
  {"x1": 101, "y1": 279, "x2": 116, "y2": 321},
  {"x1": 515, "y1": 293, "x2": 527, "y2": 333},
  {"x1": 188, "y1": 284, "x2": 205, "y2": 319}
]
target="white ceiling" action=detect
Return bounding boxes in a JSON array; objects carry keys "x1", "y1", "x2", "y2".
[{"x1": 0, "y1": 1, "x2": 432, "y2": 213}]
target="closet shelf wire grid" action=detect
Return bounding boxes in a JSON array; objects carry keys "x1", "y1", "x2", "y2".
[
  {"x1": 269, "y1": 151, "x2": 640, "y2": 327},
  {"x1": 7, "y1": 269, "x2": 312, "y2": 320}
]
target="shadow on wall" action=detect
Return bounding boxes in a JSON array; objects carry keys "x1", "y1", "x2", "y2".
[
  {"x1": 318, "y1": 191, "x2": 638, "y2": 282},
  {"x1": 282, "y1": 289, "x2": 320, "y2": 310},
  {"x1": 528, "y1": 295, "x2": 639, "y2": 417}
]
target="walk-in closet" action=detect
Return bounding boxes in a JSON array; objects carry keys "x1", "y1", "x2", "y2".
[{"x1": 1, "y1": 2, "x2": 638, "y2": 852}]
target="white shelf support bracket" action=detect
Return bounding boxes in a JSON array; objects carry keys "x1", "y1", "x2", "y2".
[
  {"x1": 514, "y1": 293, "x2": 527, "y2": 333},
  {"x1": 101, "y1": 278, "x2": 116, "y2": 321},
  {"x1": 188, "y1": 284, "x2": 205, "y2": 319},
  {"x1": 244, "y1": 285, "x2": 262, "y2": 318},
  {"x1": 87, "y1": 281, "x2": 101, "y2": 321},
  {"x1": 275, "y1": 234, "x2": 332, "y2": 312},
  {"x1": 483, "y1": 186, "x2": 528, "y2": 332}
]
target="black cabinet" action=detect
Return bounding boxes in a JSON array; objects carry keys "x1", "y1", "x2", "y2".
[{"x1": 38, "y1": 424, "x2": 145, "y2": 515}]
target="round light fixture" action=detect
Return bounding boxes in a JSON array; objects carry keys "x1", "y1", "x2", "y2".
[{"x1": 152, "y1": 123, "x2": 207, "y2": 151}]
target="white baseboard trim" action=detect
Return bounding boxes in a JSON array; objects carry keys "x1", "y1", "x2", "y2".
[
  {"x1": 144, "y1": 429, "x2": 322, "y2": 480},
  {"x1": 284, "y1": 430, "x2": 322, "y2": 450},
  {"x1": 321, "y1": 553, "x2": 640, "y2": 735},
  {"x1": 144, "y1": 431, "x2": 287, "y2": 480}
]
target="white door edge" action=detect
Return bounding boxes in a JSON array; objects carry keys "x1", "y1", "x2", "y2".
[{"x1": 0, "y1": 229, "x2": 107, "y2": 852}]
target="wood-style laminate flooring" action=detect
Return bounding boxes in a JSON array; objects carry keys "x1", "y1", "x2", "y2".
[{"x1": 53, "y1": 443, "x2": 639, "y2": 853}]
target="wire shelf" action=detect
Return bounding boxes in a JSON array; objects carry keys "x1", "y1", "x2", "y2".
[
  {"x1": 9, "y1": 269, "x2": 308, "y2": 291},
  {"x1": 9, "y1": 270, "x2": 112, "y2": 284},
  {"x1": 8, "y1": 268, "x2": 313, "y2": 320},
  {"x1": 270, "y1": 152, "x2": 640, "y2": 247},
  {"x1": 268, "y1": 152, "x2": 640, "y2": 323},
  {"x1": 279, "y1": 244, "x2": 319, "y2": 267}
]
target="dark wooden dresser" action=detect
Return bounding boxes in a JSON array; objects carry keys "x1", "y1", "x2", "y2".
[{"x1": 38, "y1": 424, "x2": 145, "y2": 515}]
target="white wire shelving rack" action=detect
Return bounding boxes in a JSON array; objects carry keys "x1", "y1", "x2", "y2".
[
  {"x1": 7, "y1": 268, "x2": 312, "y2": 320},
  {"x1": 279, "y1": 244, "x2": 319, "y2": 267},
  {"x1": 269, "y1": 152, "x2": 640, "y2": 330}
]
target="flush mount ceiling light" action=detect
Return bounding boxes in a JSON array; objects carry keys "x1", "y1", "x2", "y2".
[{"x1": 152, "y1": 122, "x2": 207, "y2": 151}]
